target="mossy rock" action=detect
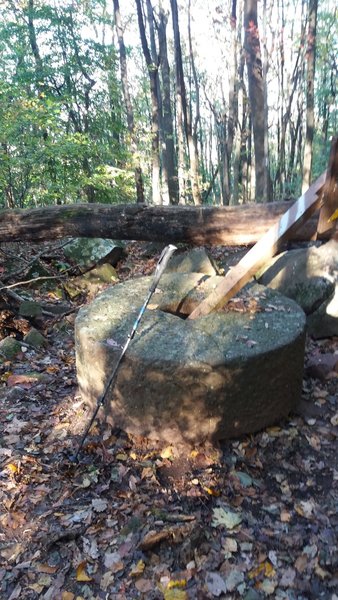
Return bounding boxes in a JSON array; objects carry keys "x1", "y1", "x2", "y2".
[{"x1": 0, "y1": 337, "x2": 22, "y2": 360}]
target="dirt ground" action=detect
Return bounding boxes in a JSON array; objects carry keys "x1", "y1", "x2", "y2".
[{"x1": 0, "y1": 241, "x2": 337, "y2": 600}]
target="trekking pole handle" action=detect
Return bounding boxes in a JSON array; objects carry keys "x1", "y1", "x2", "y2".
[{"x1": 150, "y1": 244, "x2": 177, "y2": 292}]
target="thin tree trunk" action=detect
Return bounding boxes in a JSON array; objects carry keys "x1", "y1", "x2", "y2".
[
  {"x1": 187, "y1": 0, "x2": 202, "y2": 205},
  {"x1": 302, "y1": 0, "x2": 318, "y2": 193},
  {"x1": 158, "y1": 6, "x2": 178, "y2": 204},
  {"x1": 170, "y1": 0, "x2": 201, "y2": 205},
  {"x1": 243, "y1": 0, "x2": 270, "y2": 202},
  {"x1": 135, "y1": 0, "x2": 162, "y2": 205},
  {"x1": 113, "y1": 0, "x2": 145, "y2": 203}
]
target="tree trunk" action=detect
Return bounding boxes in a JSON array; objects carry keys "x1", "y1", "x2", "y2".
[
  {"x1": 170, "y1": 0, "x2": 201, "y2": 205},
  {"x1": 113, "y1": 0, "x2": 145, "y2": 203},
  {"x1": 158, "y1": 7, "x2": 178, "y2": 204},
  {"x1": 243, "y1": 0, "x2": 270, "y2": 202},
  {"x1": 187, "y1": 0, "x2": 202, "y2": 205},
  {"x1": 135, "y1": 0, "x2": 162, "y2": 205},
  {"x1": 302, "y1": 0, "x2": 318, "y2": 193},
  {"x1": 0, "y1": 202, "x2": 326, "y2": 246}
]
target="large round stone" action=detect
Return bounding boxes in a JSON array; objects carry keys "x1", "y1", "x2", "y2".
[{"x1": 75, "y1": 273, "x2": 306, "y2": 444}]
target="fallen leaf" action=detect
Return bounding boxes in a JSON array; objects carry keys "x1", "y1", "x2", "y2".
[
  {"x1": 280, "y1": 567, "x2": 296, "y2": 587},
  {"x1": 134, "y1": 578, "x2": 153, "y2": 593},
  {"x1": 5, "y1": 417, "x2": 28, "y2": 434},
  {"x1": 139, "y1": 529, "x2": 172, "y2": 551},
  {"x1": 257, "y1": 578, "x2": 277, "y2": 594},
  {"x1": 91, "y1": 498, "x2": 108, "y2": 512},
  {"x1": 163, "y1": 589, "x2": 188, "y2": 600},
  {"x1": 160, "y1": 446, "x2": 174, "y2": 459},
  {"x1": 211, "y1": 506, "x2": 242, "y2": 529},
  {"x1": 280, "y1": 509, "x2": 292, "y2": 523},
  {"x1": 130, "y1": 559, "x2": 145, "y2": 577},
  {"x1": 7, "y1": 374, "x2": 39, "y2": 388},
  {"x1": 167, "y1": 580, "x2": 187, "y2": 589},
  {"x1": 232, "y1": 470, "x2": 254, "y2": 487},
  {"x1": 5, "y1": 463, "x2": 19, "y2": 475},
  {"x1": 36, "y1": 563, "x2": 58, "y2": 574},
  {"x1": 28, "y1": 584, "x2": 44, "y2": 594},
  {"x1": 100, "y1": 571, "x2": 115, "y2": 591},
  {"x1": 330, "y1": 413, "x2": 338, "y2": 426},
  {"x1": 248, "y1": 561, "x2": 276, "y2": 579},
  {"x1": 61, "y1": 593, "x2": 75, "y2": 600},
  {"x1": 295, "y1": 499, "x2": 315, "y2": 519},
  {"x1": 295, "y1": 554, "x2": 308, "y2": 573},
  {"x1": 37, "y1": 574, "x2": 52, "y2": 587},
  {"x1": 116, "y1": 452, "x2": 128, "y2": 461},
  {"x1": 83, "y1": 537, "x2": 99, "y2": 560},
  {"x1": 104, "y1": 552, "x2": 124, "y2": 572},
  {"x1": 76, "y1": 561, "x2": 92, "y2": 582},
  {"x1": 205, "y1": 571, "x2": 227, "y2": 596},
  {"x1": 225, "y1": 568, "x2": 244, "y2": 591}
]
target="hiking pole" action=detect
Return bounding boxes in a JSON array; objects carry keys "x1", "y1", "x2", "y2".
[{"x1": 71, "y1": 244, "x2": 177, "y2": 463}]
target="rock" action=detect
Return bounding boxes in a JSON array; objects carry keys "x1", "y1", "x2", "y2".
[
  {"x1": 166, "y1": 247, "x2": 220, "y2": 276},
  {"x1": 23, "y1": 328, "x2": 48, "y2": 348},
  {"x1": 258, "y1": 238, "x2": 338, "y2": 337},
  {"x1": 306, "y1": 352, "x2": 338, "y2": 381},
  {"x1": 139, "y1": 241, "x2": 166, "y2": 257},
  {"x1": 26, "y1": 260, "x2": 51, "y2": 288},
  {"x1": 307, "y1": 283, "x2": 338, "y2": 338},
  {"x1": 63, "y1": 238, "x2": 124, "y2": 269},
  {"x1": 75, "y1": 274, "x2": 306, "y2": 444},
  {"x1": 19, "y1": 301, "x2": 43, "y2": 318},
  {"x1": 0, "y1": 337, "x2": 22, "y2": 360},
  {"x1": 39, "y1": 302, "x2": 71, "y2": 315},
  {"x1": 0, "y1": 385, "x2": 26, "y2": 402},
  {"x1": 64, "y1": 263, "x2": 118, "y2": 298}
]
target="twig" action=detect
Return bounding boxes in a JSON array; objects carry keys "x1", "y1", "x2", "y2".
[
  {"x1": 0, "y1": 271, "x2": 74, "y2": 290},
  {"x1": 0, "y1": 280, "x2": 23, "y2": 303}
]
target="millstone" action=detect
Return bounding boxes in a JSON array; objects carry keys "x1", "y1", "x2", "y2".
[{"x1": 75, "y1": 273, "x2": 306, "y2": 444}]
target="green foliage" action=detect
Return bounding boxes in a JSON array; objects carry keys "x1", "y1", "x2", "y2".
[{"x1": 0, "y1": 0, "x2": 134, "y2": 208}]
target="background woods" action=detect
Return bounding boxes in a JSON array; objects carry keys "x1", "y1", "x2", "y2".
[{"x1": 0, "y1": 0, "x2": 336, "y2": 209}]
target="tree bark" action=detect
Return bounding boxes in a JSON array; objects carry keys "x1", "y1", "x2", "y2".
[
  {"x1": 135, "y1": 0, "x2": 162, "y2": 205},
  {"x1": 170, "y1": 0, "x2": 202, "y2": 205},
  {"x1": 0, "y1": 202, "x2": 325, "y2": 246},
  {"x1": 113, "y1": 0, "x2": 145, "y2": 203},
  {"x1": 244, "y1": 0, "x2": 270, "y2": 202},
  {"x1": 158, "y1": 7, "x2": 178, "y2": 204},
  {"x1": 302, "y1": 0, "x2": 318, "y2": 193}
]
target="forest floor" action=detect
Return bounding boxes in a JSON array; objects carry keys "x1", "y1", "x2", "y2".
[{"x1": 0, "y1": 240, "x2": 337, "y2": 600}]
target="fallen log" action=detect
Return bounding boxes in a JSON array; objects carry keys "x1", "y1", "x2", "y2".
[{"x1": 0, "y1": 201, "x2": 325, "y2": 246}]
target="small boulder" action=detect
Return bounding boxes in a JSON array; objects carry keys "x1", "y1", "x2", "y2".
[
  {"x1": 63, "y1": 238, "x2": 124, "y2": 270},
  {"x1": 26, "y1": 260, "x2": 51, "y2": 288},
  {"x1": 307, "y1": 284, "x2": 338, "y2": 338},
  {"x1": 64, "y1": 263, "x2": 118, "y2": 298},
  {"x1": 258, "y1": 238, "x2": 338, "y2": 337},
  {"x1": 166, "y1": 247, "x2": 220, "y2": 276},
  {"x1": 19, "y1": 301, "x2": 43, "y2": 318},
  {"x1": 0, "y1": 337, "x2": 22, "y2": 360},
  {"x1": 306, "y1": 352, "x2": 338, "y2": 381},
  {"x1": 23, "y1": 328, "x2": 48, "y2": 348}
]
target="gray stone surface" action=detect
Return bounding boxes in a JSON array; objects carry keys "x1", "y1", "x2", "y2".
[
  {"x1": 166, "y1": 247, "x2": 220, "y2": 276},
  {"x1": 75, "y1": 273, "x2": 306, "y2": 444},
  {"x1": 258, "y1": 238, "x2": 338, "y2": 337},
  {"x1": 64, "y1": 238, "x2": 124, "y2": 269},
  {"x1": 64, "y1": 263, "x2": 118, "y2": 299},
  {"x1": 19, "y1": 301, "x2": 43, "y2": 318},
  {"x1": 23, "y1": 328, "x2": 47, "y2": 348},
  {"x1": 0, "y1": 337, "x2": 22, "y2": 360}
]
